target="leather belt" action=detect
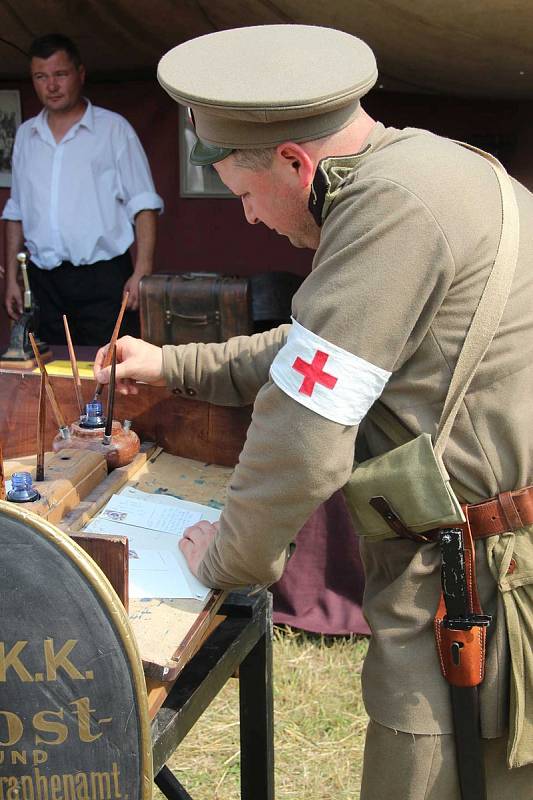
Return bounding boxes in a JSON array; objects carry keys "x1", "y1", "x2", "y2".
[
  {"x1": 464, "y1": 485, "x2": 533, "y2": 539},
  {"x1": 369, "y1": 485, "x2": 533, "y2": 544}
]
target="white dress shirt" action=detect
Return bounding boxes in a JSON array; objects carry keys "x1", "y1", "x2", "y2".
[{"x1": 2, "y1": 101, "x2": 164, "y2": 269}]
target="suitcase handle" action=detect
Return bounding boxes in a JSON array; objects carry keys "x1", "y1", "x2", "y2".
[
  {"x1": 182, "y1": 272, "x2": 220, "y2": 280},
  {"x1": 165, "y1": 310, "x2": 220, "y2": 326}
]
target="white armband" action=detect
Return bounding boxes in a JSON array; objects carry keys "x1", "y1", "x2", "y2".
[{"x1": 270, "y1": 318, "x2": 391, "y2": 425}]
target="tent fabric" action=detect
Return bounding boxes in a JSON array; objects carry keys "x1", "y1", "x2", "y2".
[
  {"x1": 1, "y1": 1, "x2": 533, "y2": 98},
  {"x1": 272, "y1": 491, "x2": 370, "y2": 636}
]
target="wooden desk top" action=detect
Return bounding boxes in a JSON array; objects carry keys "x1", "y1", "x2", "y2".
[
  {"x1": 5, "y1": 448, "x2": 234, "y2": 719},
  {"x1": 0, "y1": 354, "x2": 251, "y2": 720}
]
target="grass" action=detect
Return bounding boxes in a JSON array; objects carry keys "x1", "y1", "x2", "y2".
[{"x1": 154, "y1": 627, "x2": 369, "y2": 800}]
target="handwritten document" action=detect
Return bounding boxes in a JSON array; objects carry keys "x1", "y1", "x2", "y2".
[
  {"x1": 98, "y1": 493, "x2": 202, "y2": 534},
  {"x1": 84, "y1": 487, "x2": 221, "y2": 600}
]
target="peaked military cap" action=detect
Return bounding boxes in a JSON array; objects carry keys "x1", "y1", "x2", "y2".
[{"x1": 157, "y1": 25, "x2": 377, "y2": 165}]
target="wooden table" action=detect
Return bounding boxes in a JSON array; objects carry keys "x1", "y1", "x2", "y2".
[
  {"x1": 0, "y1": 357, "x2": 251, "y2": 466},
  {"x1": 152, "y1": 590, "x2": 274, "y2": 800},
  {"x1": 3, "y1": 431, "x2": 274, "y2": 799},
  {"x1": 0, "y1": 350, "x2": 369, "y2": 640}
]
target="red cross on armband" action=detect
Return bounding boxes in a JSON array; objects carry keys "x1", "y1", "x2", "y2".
[{"x1": 292, "y1": 350, "x2": 338, "y2": 397}]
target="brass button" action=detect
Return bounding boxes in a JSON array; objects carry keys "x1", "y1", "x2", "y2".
[
  {"x1": 186, "y1": 387, "x2": 196, "y2": 397},
  {"x1": 172, "y1": 387, "x2": 183, "y2": 395}
]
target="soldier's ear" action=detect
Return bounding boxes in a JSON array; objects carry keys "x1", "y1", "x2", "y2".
[{"x1": 276, "y1": 142, "x2": 315, "y2": 188}]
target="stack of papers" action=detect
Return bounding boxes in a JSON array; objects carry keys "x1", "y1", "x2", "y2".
[{"x1": 83, "y1": 486, "x2": 221, "y2": 601}]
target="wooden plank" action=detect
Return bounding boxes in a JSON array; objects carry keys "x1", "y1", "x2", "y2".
[
  {"x1": 72, "y1": 533, "x2": 129, "y2": 611},
  {"x1": 140, "y1": 592, "x2": 226, "y2": 685},
  {"x1": 4, "y1": 449, "x2": 107, "y2": 523},
  {"x1": 0, "y1": 350, "x2": 53, "y2": 370},
  {"x1": 124, "y1": 452, "x2": 232, "y2": 678},
  {"x1": 0, "y1": 365, "x2": 250, "y2": 465},
  {"x1": 126, "y1": 450, "x2": 231, "y2": 507},
  {"x1": 145, "y1": 613, "x2": 226, "y2": 718},
  {"x1": 58, "y1": 443, "x2": 160, "y2": 532}
]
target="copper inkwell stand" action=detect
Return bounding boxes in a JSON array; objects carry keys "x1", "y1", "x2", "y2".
[{"x1": 30, "y1": 293, "x2": 140, "y2": 472}]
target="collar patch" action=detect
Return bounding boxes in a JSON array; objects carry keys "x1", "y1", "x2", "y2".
[{"x1": 308, "y1": 146, "x2": 372, "y2": 226}]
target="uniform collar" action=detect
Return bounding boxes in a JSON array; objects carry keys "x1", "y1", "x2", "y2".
[{"x1": 308, "y1": 121, "x2": 386, "y2": 226}]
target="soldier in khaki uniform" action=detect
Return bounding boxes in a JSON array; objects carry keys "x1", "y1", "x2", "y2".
[{"x1": 95, "y1": 26, "x2": 533, "y2": 799}]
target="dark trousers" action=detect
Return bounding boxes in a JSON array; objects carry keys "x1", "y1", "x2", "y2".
[{"x1": 28, "y1": 252, "x2": 139, "y2": 347}]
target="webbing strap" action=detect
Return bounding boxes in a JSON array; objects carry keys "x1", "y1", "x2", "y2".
[
  {"x1": 434, "y1": 143, "x2": 520, "y2": 461},
  {"x1": 368, "y1": 143, "x2": 520, "y2": 477}
]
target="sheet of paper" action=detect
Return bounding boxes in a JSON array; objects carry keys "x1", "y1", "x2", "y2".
[
  {"x1": 128, "y1": 548, "x2": 198, "y2": 599},
  {"x1": 83, "y1": 489, "x2": 219, "y2": 600},
  {"x1": 116, "y1": 487, "x2": 222, "y2": 599},
  {"x1": 97, "y1": 493, "x2": 203, "y2": 534},
  {"x1": 119, "y1": 485, "x2": 222, "y2": 523}
]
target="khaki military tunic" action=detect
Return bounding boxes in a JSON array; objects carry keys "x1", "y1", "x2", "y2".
[{"x1": 162, "y1": 123, "x2": 533, "y2": 742}]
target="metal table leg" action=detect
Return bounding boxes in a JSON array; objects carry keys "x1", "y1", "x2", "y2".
[{"x1": 155, "y1": 765, "x2": 194, "y2": 800}]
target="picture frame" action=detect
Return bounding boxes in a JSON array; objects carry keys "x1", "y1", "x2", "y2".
[
  {"x1": 178, "y1": 106, "x2": 235, "y2": 198},
  {"x1": 0, "y1": 90, "x2": 22, "y2": 188}
]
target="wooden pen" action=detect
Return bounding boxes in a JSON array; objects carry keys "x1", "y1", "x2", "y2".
[
  {"x1": 36, "y1": 371, "x2": 46, "y2": 481},
  {"x1": 29, "y1": 333, "x2": 70, "y2": 440},
  {"x1": 63, "y1": 314, "x2": 85, "y2": 418},
  {"x1": 93, "y1": 291, "x2": 129, "y2": 401},
  {"x1": 0, "y1": 443, "x2": 5, "y2": 500},
  {"x1": 103, "y1": 346, "x2": 117, "y2": 446}
]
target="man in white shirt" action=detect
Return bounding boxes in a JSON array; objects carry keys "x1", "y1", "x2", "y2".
[{"x1": 1, "y1": 34, "x2": 164, "y2": 345}]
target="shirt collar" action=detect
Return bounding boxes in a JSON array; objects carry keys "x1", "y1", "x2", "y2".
[
  {"x1": 30, "y1": 108, "x2": 50, "y2": 138},
  {"x1": 77, "y1": 99, "x2": 94, "y2": 132},
  {"x1": 30, "y1": 99, "x2": 94, "y2": 142}
]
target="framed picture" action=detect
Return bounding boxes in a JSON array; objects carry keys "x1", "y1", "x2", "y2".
[
  {"x1": 0, "y1": 90, "x2": 22, "y2": 188},
  {"x1": 179, "y1": 106, "x2": 235, "y2": 198}
]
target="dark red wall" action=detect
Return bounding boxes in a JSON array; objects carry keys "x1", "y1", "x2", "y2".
[
  {"x1": 1, "y1": 77, "x2": 532, "y2": 349},
  {"x1": 0, "y1": 78, "x2": 313, "y2": 274}
]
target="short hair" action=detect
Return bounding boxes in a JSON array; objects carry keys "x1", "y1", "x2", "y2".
[
  {"x1": 28, "y1": 34, "x2": 82, "y2": 68},
  {"x1": 233, "y1": 147, "x2": 276, "y2": 171}
]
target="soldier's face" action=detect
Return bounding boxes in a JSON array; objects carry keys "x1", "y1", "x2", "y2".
[
  {"x1": 31, "y1": 50, "x2": 85, "y2": 115},
  {"x1": 214, "y1": 152, "x2": 320, "y2": 250}
]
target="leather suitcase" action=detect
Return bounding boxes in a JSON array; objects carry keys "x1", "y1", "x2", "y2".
[{"x1": 139, "y1": 272, "x2": 253, "y2": 346}]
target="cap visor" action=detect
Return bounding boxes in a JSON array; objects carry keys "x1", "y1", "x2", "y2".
[{"x1": 190, "y1": 138, "x2": 234, "y2": 166}]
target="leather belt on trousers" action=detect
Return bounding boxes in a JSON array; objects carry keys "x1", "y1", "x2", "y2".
[{"x1": 464, "y1": 485, "x2": 533, "y2": 539}]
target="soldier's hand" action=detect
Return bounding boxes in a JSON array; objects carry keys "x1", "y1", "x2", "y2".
[
  {"x1": 179, "y1": 520, "x2": 219, "y2": 577},
  {"x1": 93, "y1": 335, "x2": 166, "y2": 395},
  {"x1": 4, "y1": 282, "x2": 23, "y2": 320}
]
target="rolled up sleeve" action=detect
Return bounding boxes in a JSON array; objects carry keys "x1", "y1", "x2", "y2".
[
  {"x1": 1, "y1": 196, "x2": 22, "y2": 221},
  {"x1": 1, "y1": 138, "x2": 22, "y2": 221},
  {"x1": 117, "y1": 131, "x2": 164, "y2": 222}
]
